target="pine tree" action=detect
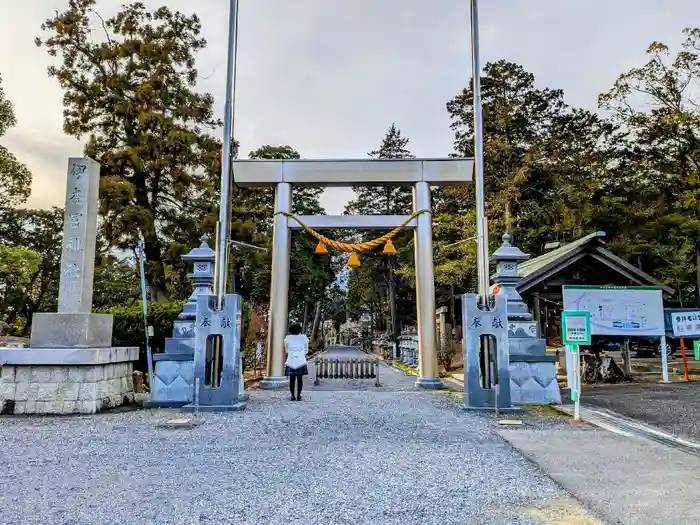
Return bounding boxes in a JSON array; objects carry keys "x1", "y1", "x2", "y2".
[
  {"x1": 36, "y1": 1, "x2": 221, "y2": 300},
  {"x1": 345, "y1": 124, "x2": 416, "y2": 334}
]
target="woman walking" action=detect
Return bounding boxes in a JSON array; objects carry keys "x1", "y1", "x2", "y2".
[{"x1": 284, "y1": 322, "x2": 309, "y2": 401}]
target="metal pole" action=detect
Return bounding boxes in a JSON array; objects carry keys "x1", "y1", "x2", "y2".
[
  {"x1": 136, "y1": 239, "x2": 154, "y2": 392},
  {"x1": 471, "y1": 0, "x2": 489, "y2": 298},
  {"x1": 680, "y1": 337, "x2": 690, "y2": 381},
  {"x1": 573, "y1": 344, "x2": 581, "y2": 421},
  {"x1": 215, "y1": 0, "x2": 239, "y2": 309}
]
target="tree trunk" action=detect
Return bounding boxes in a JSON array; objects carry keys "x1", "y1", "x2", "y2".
[
  {"x1": 311, "y1": 301, "x2": 322, "y2": 341},
  {"x1": 389, "y1": 263, "x2": 398, "y2": 338},
  {"x1": 302, "y1": 302, "x2": 309, "y2": 332},
  {"x1": 133, "y1": 178, "x2": 168, "y2": 302},
  {"x1": 142, "y1": 228, "x2": 168, "y2": 302},
  {"x1": 505, "y1": 200, "x2": 512, "y2": 233}
]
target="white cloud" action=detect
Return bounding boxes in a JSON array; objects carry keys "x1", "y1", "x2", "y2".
[{"x1": 1, "y1": 0, "x2": 699, "y2": 215}]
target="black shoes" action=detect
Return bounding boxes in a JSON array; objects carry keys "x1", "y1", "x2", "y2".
[{"x1": 296, "y1": 395, "x2": 302, "y2": 401}]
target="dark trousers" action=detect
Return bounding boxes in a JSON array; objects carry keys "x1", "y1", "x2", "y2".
[{"x1": 289, "y1": 375, "x2": 303, "y2": 397}]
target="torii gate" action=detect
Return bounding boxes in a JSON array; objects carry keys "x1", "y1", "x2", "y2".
[{"x1": 231, "y1": 158, "x2": 473, "y2": 389}]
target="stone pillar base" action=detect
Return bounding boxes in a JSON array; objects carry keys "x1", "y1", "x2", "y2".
[
  {"x1": 415, "y1": 377, "x2": 444, "y2": 390},
  {"x1": 30, "y1": 312, "x2": 113, "y2": 348},
  {"x1": 0, "y1": 347, "x2": 138, "y2": 415},
  {"x1": 260, "y1": 376, "x2": 287, "y2": 389}
]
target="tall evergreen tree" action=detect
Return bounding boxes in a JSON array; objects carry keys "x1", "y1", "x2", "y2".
[
  {"x1": 345, "y1": 124, "x2": 415, "y2": 333},
  {"x1": 36, "y1": 0, "x2": 221, "y2": 300},
  {"x1": 439, "y1": 60, "x2": 616, "y2": 296},
  {"x1": 0, "y1": 73, "x2": 32, "y2": 210},
  {"x1": 599, "y1": 27, "x2": 700, "y2": 305}
]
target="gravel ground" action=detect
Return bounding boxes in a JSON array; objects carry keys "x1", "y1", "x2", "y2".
[{"x1": 0, "y1": 354, "x2": 569, "y2": 525}]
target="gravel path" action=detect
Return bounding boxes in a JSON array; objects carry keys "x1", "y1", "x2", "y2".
[{"x1": 0, "y1": 360, "x2": 569, "y2": 525}]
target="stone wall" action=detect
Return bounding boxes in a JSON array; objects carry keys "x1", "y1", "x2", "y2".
[
  {"x1": 0, "y1": 347, "x2": 138, "y2": 415},
  {"x1": 0, "y1": 362, "x2": 134, "y2": 415}
]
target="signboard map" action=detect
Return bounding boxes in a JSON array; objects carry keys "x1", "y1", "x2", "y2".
[
  {"x1": 562, "y1": 285, "x2": 665, "y2": 337},
  {"x1": 671, "y1": 310, "x2": 700, "y2": 337}
]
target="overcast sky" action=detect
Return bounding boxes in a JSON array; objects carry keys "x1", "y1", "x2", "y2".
[{"x1": 1, "y1": 0, "x2": 698, "y2": 214}]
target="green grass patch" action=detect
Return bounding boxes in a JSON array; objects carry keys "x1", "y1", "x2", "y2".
[
  {"x1": 522, "y1": 405, "x2": 571, "y2": 420},
  {"x1": 391, "y1": 361, "x2": 418, "y2": 375}
]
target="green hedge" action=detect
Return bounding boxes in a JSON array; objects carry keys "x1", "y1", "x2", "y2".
[{"x1": 96, "y1": 299, "x2": 253, "y2": 372}]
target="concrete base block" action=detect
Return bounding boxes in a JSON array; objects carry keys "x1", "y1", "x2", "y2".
[
  {"x1": 509, "y1": 362, "x2": 562, "y2": 405},
  {"x1": 415, "y1": 377, "x2": 444, "y2": 390},
  {"x1": 260, "y1": 376, "x2": 288, "y2": 389},
  {"x1": 30, "y1": 313, "x2": 114, "y2": 348},
  {"x1": 150, "y1": 358, "x2": 194, "y2": 406}
]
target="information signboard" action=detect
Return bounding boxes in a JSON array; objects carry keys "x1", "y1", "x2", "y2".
[
  {"x1": 562, "y1": 285, "x2": 665, "y2": 337},
  {"x1": 671, "y1": 310, "x2": 700, "y2": 337},
  {"x1": 562, "y1": 311, "x2": 591, "y2": 345}
]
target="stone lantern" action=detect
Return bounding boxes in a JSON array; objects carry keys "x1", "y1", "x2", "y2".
[
  {"x1": 490, "y1": 233, "x2": 534, "y2": 326},
  {"x1": 489, "y1": 232, "x2": 561, "y2": 405},
  {"x1": 147, "y1": 234, "x2": 215, "y2": 408},
  {"x1": 179, "y1": 235, "x2": 216, "y2": 321}
]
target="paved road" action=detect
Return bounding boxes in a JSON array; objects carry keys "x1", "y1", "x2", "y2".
[
  {"x1": 318, "y1": 345, "x2": 366, "y2": 359},
  {"x1": 308, "y1": 345, "x2": 416, "y2": 392},
  {"x1": 502, "y1": 425, "x2": 700, "y2": 525},
  {"x1": 567, "y1": 381, "x2": 700, "y2": 443},
  {"x1": 0, "y1": 352, "x2": 589, "y2": 525}
]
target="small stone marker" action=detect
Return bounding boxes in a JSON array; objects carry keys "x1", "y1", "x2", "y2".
[
  {"x1": 156, "y1": 417, "x2": 202, "y2": 429},
  {"x1": 498, "y1": 419, "x2": 523, "y2": 426}
]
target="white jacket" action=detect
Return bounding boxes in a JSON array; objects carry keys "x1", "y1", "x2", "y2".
[{"x1": 284, "y1": 334, "x2": 309, "y2": 369}]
